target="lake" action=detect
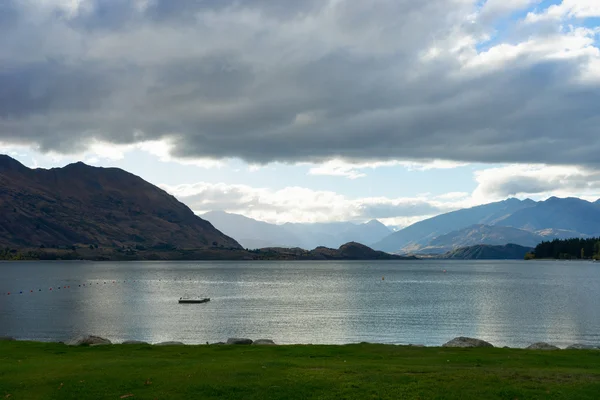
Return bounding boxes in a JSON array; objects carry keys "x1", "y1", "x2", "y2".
[{"x1": 1, "y1": 260, "x2": 599, "y2": 348}]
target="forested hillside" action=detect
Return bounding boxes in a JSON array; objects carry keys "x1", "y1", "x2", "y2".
[{"x1": 531, "y1": 238, "x2": 600, "y2": 260}]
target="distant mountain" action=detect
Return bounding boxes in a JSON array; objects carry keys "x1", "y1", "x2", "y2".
[
  {"x1": 373, "y1": 196, "x2": 600, "y2": 254},
  {"x1": 440, "y1": 244, "x2": 534, "y2": 260},
  {"x1": 202, "y1": 211, "x2": 391, "y2": 250},
  {"x1": 256, "y1": 242, "x2": 417, "y2": 260},
  {"x1": 494, "y1": 197, "x2": 600, "y2": 235},
  {"x1": 0, "y1": 155, "x2": 241, "y2": 251},
  {"x1": 335, "y1": 219, "x2": 391, "y2": 245},
  {"x1": 372, "y1": 198, "x2": 536, "y2": 253},
  {"x1": 413, "y1": 224, "x2": 543, "y2": 254},
  {"x1": 201, "y1": 211, "x2": 303, "y2": 249}
]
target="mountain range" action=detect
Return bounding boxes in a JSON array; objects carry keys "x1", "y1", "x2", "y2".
[
  {"x1": 201, "y1": 210, "x2": 392, "y2": 250},
  {"x1": 3, "y1": 153, "x2": 599, "y2": 259},
  {"x1": 372, "y1": 197, "x2": 600, "y2": 254},
  {"x1": 205, "y1": 196, "x2": 600, "y2": 256}
]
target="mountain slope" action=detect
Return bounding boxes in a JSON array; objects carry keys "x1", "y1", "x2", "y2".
[
  {"x1": 372, "y1": 198, "x2": 536, "y2": 253},
  {"x1": 440, "y1": 244, "x2": 534, "y2": 260},
  {"x1": 0, "y1": 155, "x2": 241, "y2": 250},
  {"x1": 415, "y1": 224, "x2": 543, "y2": 254},
  {"x1": 495, "y1": 197, "x2": 600, "y2": 235},
  {"x1": 338, "y1": 219, "x2": 391, "y2": 245},
  {"x1": 201, "y1": 210, "x2": 304, "y2": 249}
]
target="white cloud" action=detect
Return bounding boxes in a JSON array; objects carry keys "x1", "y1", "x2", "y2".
[
  {"x1": 472, "y1": 164, "x2": 600, "y2": 201},
  {"x1": 160, "y1": 181, "x2": 466, "y2": 224},
  {"x1": 307, "y1": 159, "x2": 469, "y2": 179},
  {"x1": 397, "y1": 160, "x2": 470, "y2": 171},
  {"x1": 463, "y1": 27, "x2": 600, "y2": 71},
  {"x1": 526, "y1": 0, "x2": 600, "y2": 23}
]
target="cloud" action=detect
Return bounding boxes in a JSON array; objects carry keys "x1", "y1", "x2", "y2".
[
  {"x1": 526, "y1": 0, "x2": 600, "y2": 23},
  {"x1": 472, "y1": 164, "x2": 600, "y2": 201},
  {"x1": 160, "y1": 181, "x2": 465, "y2": 225},
  {"x1": 0, "y1": 0, "x2": 599, "y2": 166},
  {"x1": 481, "y1": 0, "x2": 540, "y2": 17},
  {"x1": 307, "y1": 159, "x2": 468, "y2": 179}
]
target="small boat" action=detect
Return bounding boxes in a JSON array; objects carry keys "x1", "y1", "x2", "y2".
[{"x1": 178, "y1": 297, "x2": 210, "y2": 304}]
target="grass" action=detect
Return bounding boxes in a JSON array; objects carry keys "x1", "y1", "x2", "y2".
[{"x1": 1, "y1": 342, "x2": 599, "y2": 399}]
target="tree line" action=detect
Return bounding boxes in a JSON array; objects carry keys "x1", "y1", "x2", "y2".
[{"x1": 530, "y1": 238, "x2": 600, "y2": 260}]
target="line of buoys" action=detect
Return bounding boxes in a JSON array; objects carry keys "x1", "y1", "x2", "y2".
[{"x1": 2, "y1": 279, "x2": 184, "y2": 297}]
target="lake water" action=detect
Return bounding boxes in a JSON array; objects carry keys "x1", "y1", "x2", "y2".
[{"x1": 1, "y1": 260, "x2": 599, "y2": 348}]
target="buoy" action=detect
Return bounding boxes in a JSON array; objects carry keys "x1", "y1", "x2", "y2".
[
  {"x1": 382, "y1": 277, "x2": 385, "y2": 280},
  {"x1": 443, "y1": 269, "x2": 447, "y2": 273}
]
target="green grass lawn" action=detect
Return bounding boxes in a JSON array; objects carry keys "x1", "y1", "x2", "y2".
[{"x1": 1, "y1": 341, "x2": 599, "y2": 399}]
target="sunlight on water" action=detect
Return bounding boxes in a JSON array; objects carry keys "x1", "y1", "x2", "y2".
[{"x1": 0, "y1": 260, "x2": 599, "y2": 347}]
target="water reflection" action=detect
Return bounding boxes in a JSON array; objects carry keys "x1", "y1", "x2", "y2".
[{"x1": 0, "y1": 260, "x2": 599, "y2": 347}]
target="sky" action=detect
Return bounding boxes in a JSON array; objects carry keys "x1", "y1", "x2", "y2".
[{"x1": 1, "y1": 0, "x2": 600, "y2": 228}]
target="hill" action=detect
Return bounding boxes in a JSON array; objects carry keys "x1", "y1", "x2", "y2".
[
  {"x1": 413, "y1": 224, "x2": 543, "y2": 254},
  {"x1": 253, "y1": 242, "x2": 417, "y2": 260},
  {"x1": 532, "y1": 237, "x2": 600, "y2": 259},
  {"x1": 0, "y1": 155, "x2": 241, "y2": 252},
  {"x1": 440, "y1": 244, "x2": 534, "y2": 260}
]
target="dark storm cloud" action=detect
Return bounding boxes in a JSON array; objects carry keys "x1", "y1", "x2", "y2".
[{"x1": 1, "y1": 0, "x2": 600, "y2": 166}]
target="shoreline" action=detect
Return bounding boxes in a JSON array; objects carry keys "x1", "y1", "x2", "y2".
[{"x1": 2, "y1": 336, "x2": 598, "y2": 350}]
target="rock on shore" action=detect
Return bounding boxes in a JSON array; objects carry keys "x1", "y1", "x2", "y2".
[
  {"x1": 253, "y1": 339, "x2": 276, "y2": 345},
  {"x1": 155, "y1": 341, "x2": 184, "y2": 346},
  {"x1": 526, "y1": 342, "x2": 559, "y2": 350},
  {"x1": 227, "y1": 338, "x2": 253, "y2": 345},
  {"x1": 442, "y1": 337, "x2": 494, "y2": 348},
  {"x1": 67, "y1": 335, "x2": 112, "y2": 346}
]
